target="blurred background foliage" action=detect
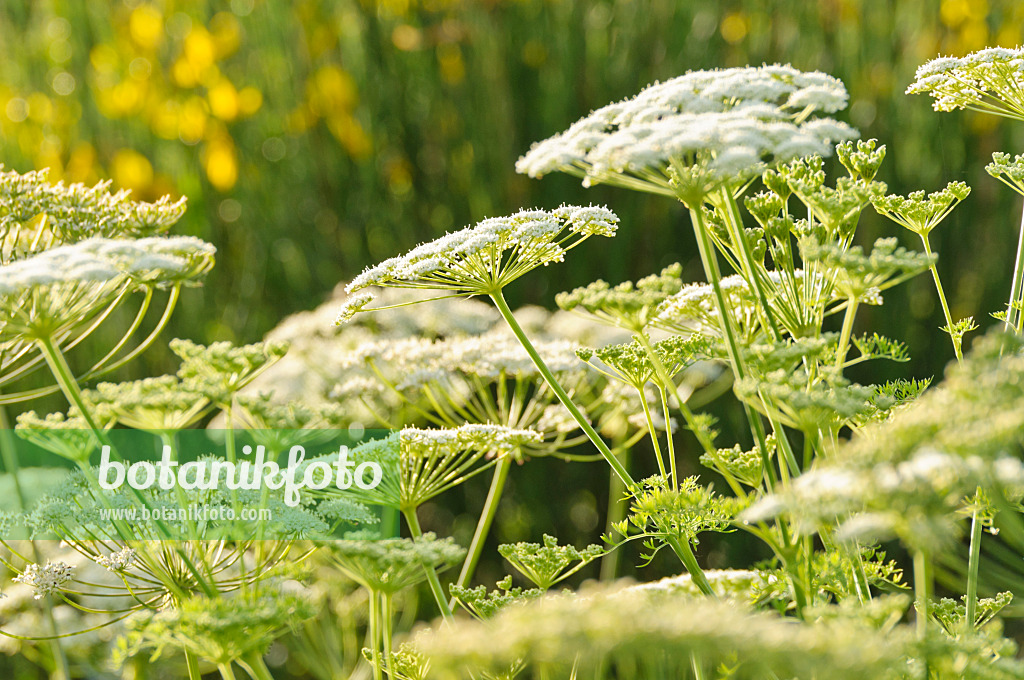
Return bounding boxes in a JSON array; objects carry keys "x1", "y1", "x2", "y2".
[
  {"x1": 2, "y1": 0, "x2": 1024, "y2": 648},
  {"x1": 3, "y1": 0, "x2": 1024, "y2": 365}
]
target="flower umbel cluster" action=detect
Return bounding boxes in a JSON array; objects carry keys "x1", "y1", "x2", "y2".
[
  {"x1": 517, "y1": 64, "x2": 855, "y2": 198},
  {"x1": 986, "y1": 152, "x2": 1024, "y2": 195},
  {"x1": 0, "y1": 236, "x2": 215, "y2": 340},
  {"x1": 872, "y1": 182, "x2": 971, "y2": 236},
  {"x1": 906, "y1": 47, "x2": 1024, "y2": 120},
  {"x1": 0, "y1": 166, "x2": 187, "y2": 264},
  {"x1": 96, "y1": 547, "x2": 137, "y2": 573},
  {"x1": 12, "y1": 562, "x2": 75, "y2": 600},
  {"x1": 339, "y1": 205, "x2": 618, "y2": 319}
]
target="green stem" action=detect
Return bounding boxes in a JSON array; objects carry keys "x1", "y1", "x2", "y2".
[
  {"x1": 223, "y1": 400, "x2": 242, "y2": 520},
  {"x1": 450, "y1": 455, "x2": 512, "y2": 607},
  {"x1": 219, "y1": 663, "x2": 239, "y2": 680},
  {"x1": 686, "y1": 206, "x2": 780, "y2": 491},
  {"x1": 238, "y1": 652, "x2": 276, "y2": 680},
  {"x1": 490, "y1": 290, "x2": 633, "y2": 486},
  {"x1": 690, "y1": 652, "x2": 706, "y2": 680},
  {"x1": 660, "y1": 386, "x2": 677, "y2": 487},
  {"x1": 368, "y1": 591, "x2": 383, "y2": 680},
  {"x1": 834, "y1": 297, "x2": 860, "y2": 370},
  {"x1": 491, "y1": 290, "x2": 715, "y2": 596},
  {"x1": 638, "y1": 388, "x2": 667, "y2": 478},
  {"x1": 921, "y1": 236, "x2": 963, "y2": 362},
  {"x1": 633, "y1": 333, "x2": 715, "y2": 457},
  {"x1": 778, "y1": 538, "x2": 808, "y2": 619},
  {"x1": 383, "y1": 594, "x2": 396, "y2": 679},
  {"x1": 687, "y1": 207, "x2": 748, "y2": 378},
  {"x1": 600, "y1": 445, "x2": 630, "y2": 581},
  {"x1": 1005, "y1": 201, "x2": 1024, "y2": 332},
  {"x1": 667, "y1": 534, "x2": 715, "y2": 597},
  {"x1": 718, "y1": 189, "x2": 782, "y2": 340},
  {"x1": 402, "y1": 508, "x2": 454, "y2": 620},
  {"x1": 185, "y1": 649, "x2": 203, "y2": 680},
  {"x1": 37, "y1": 335, "x2": 108, "y2": 438},
  {"x1": 966, "y1": 506, "x2": 983, "y2": 631},
  {"x1": 850, "y1": 541, "x2": 873, "y2": 605},
  {"x1": 914, "y1": 550, "x2": 932, "y2": 679},
  {"x1": 914, "y1": 550, "x2": 931, "y2": 640}
]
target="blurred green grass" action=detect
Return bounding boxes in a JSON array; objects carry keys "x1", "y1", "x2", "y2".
[{"x1": 1, "y1": 0, "x2": 1022, "y2": 379}]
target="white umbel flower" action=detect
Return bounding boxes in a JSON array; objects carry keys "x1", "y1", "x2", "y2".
[
  {"x1": 337, "y1": 205, "x2": 618, "y2": 323},
  {"x1": 0, "y1": 236, "x2": 215, "y2": 296},
  {"x1": 96, "y1": 547, "x2": 137, "y2": 573},
  {"x1": 13, "y1": 561, "x2": 74, "y2": 599},
  {"x1": 0, "y1": 236, "x2": 215, "y2": 339},
  {"x1": 517, "y1": 64, "x2": 855, "y2": 197},
  {"x1": 907, "y1": 47, "x2": 1024, "y2": 119}
]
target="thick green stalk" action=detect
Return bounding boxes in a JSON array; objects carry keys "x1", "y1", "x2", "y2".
[
  {"x1": 966, "y1": 507, "x2": 983, "y2": 631},
  {"x1": 690, "y1": 652, "x2": 706, "y2": 680},
  {"x1": 686, "y1": 207, "x2": 779, "y2": 492},
  {"x1": 687, "y1": 207, "x2": 748, "y2": 378},
  {"x1": 490, "y1": 290, "x2": 633, "y2": 486},
  {"x1": 850, "y1": 542, "x2": 874, "y2": 605},
  {"x1": 834, "y1": 298, "x2": 860, "y2": 370},
  {"x1": 383, "y1": 594, "x2": 396, "y2": 679},
  {"x1": 490, "y1": 290, "x2": 715, "y2": 596},
  {"x1": 37, "y1": 335, "x2": 108, "y2": 438},
  {"x1": 638, "y1": 389, "x2": 667, "y2": 478},
  {"x1": 218, "y1": 663, "x2": 239, "y2": 680},
  {"x1": 667, "y1": 535, "x2": 715, "y2": 597},
  {"x1": 367, "y1": 591, "x2": 384, "y2": 680},
  {"x1": 1005, "y1": 201, "x2": 1024, "y2": 332},
  {"x1": 914, "y1": 550, "x2": 932, "y2": 679},
  {"x1": 660, "y1": 386, "x2": 677, "y2": 486},
  {"x1": 185, "y1": 649, "x2": 204, "y2": 680},
  {"x1": 777, "y1": 539, "x2": 809, "y2": 619},
  {"x1": 238, "y1": 653, "x2": 276, "y2": 680},
  {"x1": 450, "y1": 455, "x2": 512, "y2": 607},
  {"x1": 402, "y1": 508, "x2": 455, "y2": 620},
  {"x1": 914, "y1": 550, "x2": 931, "y2": 640},
  {"x1": 600, "y1": 445, "x2": 630, "y2": 581},
  {"x1": 921, "y1": 236, "x2": 963, "y2": 362},
  {"x1": 718, "y1": 190, "x2": 782, "y2": 340}
]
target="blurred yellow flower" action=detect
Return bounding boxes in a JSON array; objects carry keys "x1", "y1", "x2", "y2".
[
  {"x1": 102, "y1": 80, "x2": 145, "y2": 117},
  {"x1": 65, "y1": 142, "x2": 98, "y2": 184},
  {"x1": 721, "y1": 12, "x2": 750, "y2": 45},
  {"x1": 111, "y1": 148, "x2": 154, "y2": 194},
  {"x1": 178, "y1": 96, "x2": 208, "y2": 144},
  {"x1": 308, "y1": 65, "x2": 358, "y2": 115},
  {"x1": 90, "y1": 44, "x2": 119, "y2": 74},
  {"x1": 26, "y1": 93, "x2": 53, "y2": 123},
  {"x1": 210, "y1": 12, "x2": 242, "y2": 58},
  {"x1": 958, "y1": 19, "x2": 990, "y2": 53},
  {"x1": 238, "y1": 87, "x2": 263, "y2": 116},
  {"x1": 437, "y1": 44, "x2": 465, "y2": 85},
  {"x1": 129, "y1": 5, "x2": 164, "y2": 51},
  {"x1": 941, "y1": 0, "x2": 988, "y2": 27},
  {"x1": 203, "y1": 136, "x2": 238, "y2": 191},
  {"x1": 184, "y1": 27, "x2": 217, "y2": 71},
  {"x1": 208, "y1": 78, "x2": 240, "y2": 121},
  {"x1": 150, "y1": 101, "x2": 181, "y2": 140},
  {"x1": 392, "y1": 25, "x2": 423, "y2": 51},
  {"x1": 327, "y1": 113, "x2": 372, "y2": 159}
]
